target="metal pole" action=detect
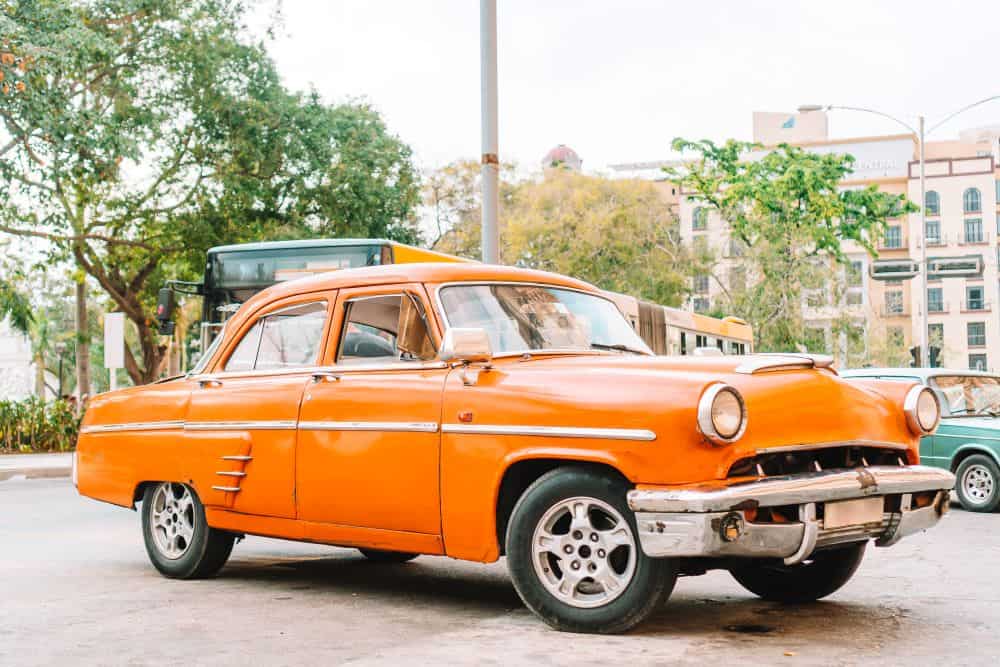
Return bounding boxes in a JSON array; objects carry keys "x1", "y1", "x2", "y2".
[
  {"x1": 480, "y1": 0, "x2": 500, "y2": 264},
  {"x1": 918, "y1": 115, "x2": 928, "y2": 367}
]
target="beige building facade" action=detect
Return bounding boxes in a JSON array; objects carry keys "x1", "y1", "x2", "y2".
[{"x1": 619, "y1": 111, "x2": 1000, "y2": 371}]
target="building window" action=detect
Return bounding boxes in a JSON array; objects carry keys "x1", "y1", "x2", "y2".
[
  {"x1": 964, "y1": 218, "x2": 984, "y2": 243},
  {"x1": 692, "y1": 297, "x2": 709, "y2": 313},
  {"x1": 692, "y1": 207, "x2": 708, "y2": 230},
  {"x1": 996, "y1": 180, "x2": 1000, "y2": 207},
  {"x1": 968, "y1": 322, "x2": 986, "y2": 347},
  {"x1": 928, "y1": 323, "x2": 944, "y2": 345},
  {"x1": 966, "y1": 285, "x2": 986, "y2": 311},
  {"x1": 847, "y1": 260, "x2": 863, "y2": 288},
  {"x1": 925, "y1": 190, "x2": 940, "y2": 216},
  {"x1": 803, "y1": 327, "x2": 828, "y2": 354},
  {"x1": 728, "y1": 237, "x2": 746, "y2": 257},
  {"x1": 693, "y1": 274, "x2": 710, "y2": 294},
  {"x1": 969, "y1": 353, "x2": 988, "y2": 371},
  {"x1": 885, "y1": 290, "x2": 904, "y2": 315},
  {"x1": 693, "y1": 235, "x2": 709, "y2": 254},
  {"x1": 963, "y1": 187, "x2": 982, "y2": 213},
  {"x1": 846, "y1": 291, "x2": 863, "y2": 306},
  {"x1": 925, "y1": 219, "x2": 941, "y2": 245},
  {"x1": 883, "y1": 225, "x2": 902, "y2": 248},
  {"x1": 927, "y1": 287, "x2": 944, "y2": 313}
]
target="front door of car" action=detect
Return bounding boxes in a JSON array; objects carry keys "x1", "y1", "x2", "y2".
[
  {"x1": 186, "y1": 294, "x2": 335, "y2": 518},
  {"x1": 296, "y1": 284, "x2": 447, "y2": 535}
]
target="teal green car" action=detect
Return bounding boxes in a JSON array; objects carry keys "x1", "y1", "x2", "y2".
[{"x1": 841, "y1": 368, "x2": 1000, "y2": 512}]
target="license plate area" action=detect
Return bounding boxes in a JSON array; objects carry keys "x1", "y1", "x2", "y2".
[{"x1": 823, "y1": 497, "x2": 884, "y2": 529}]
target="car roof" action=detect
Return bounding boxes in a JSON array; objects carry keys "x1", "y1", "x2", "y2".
[{"x1": 840, "y1": 367, "x2": 1000, "y2": 381}]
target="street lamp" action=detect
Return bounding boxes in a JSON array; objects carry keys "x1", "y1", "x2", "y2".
[
  {"x1": 54, "y1": 342, "x2": 67, "y2": 398},
  {"x1": 799, "y1": 98, "x2": 1000, "y2": 367}
]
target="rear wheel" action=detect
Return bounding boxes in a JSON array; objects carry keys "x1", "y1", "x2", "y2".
[
  {"x1": 955, "y1": 455, "x2": 1000, "y2": 512},
  {"x1": 141, "y1": 482, "x2": 235, "y2": 579},
  {"x1": 505, "y1": 467, "x2": 677, "y2": 634},
  {"x1": 729, "y1": 542, "x2": 866, "y2": 603},
  {"x1": 358, "y1": 549, "x2": 418, "y2": 563}
]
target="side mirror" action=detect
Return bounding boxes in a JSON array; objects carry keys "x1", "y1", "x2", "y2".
[{"x1": 439, "y1": 328, "x2": 492, "y2": 364}]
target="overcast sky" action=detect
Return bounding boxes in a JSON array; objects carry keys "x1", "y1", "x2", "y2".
[{"x1": 254, "y1": 1, "x2": 1000, "y2": 172}]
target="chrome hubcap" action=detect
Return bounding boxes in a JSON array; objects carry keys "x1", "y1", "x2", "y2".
[
  {"x1": 531, "y1": 496, "x2": 637, "y2": 608},
  {"x1": 150, "y1": 482, "x2": 196, "y2": 560},
  {"x1": 962, "y1": 465, "x2": 996, "y2": 504}
]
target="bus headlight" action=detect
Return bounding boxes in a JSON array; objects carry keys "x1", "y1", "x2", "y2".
[
  {"x1": 904, "y1": 386, "x2": 940, "y2": 435},
  {"x1": 698, "y1": 383, "x2": 747, "y2": 445}
]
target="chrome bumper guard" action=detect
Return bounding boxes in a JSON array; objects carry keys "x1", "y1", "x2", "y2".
[{"x1": 627, "y1": 465, "x2": 955, "y2": 565}]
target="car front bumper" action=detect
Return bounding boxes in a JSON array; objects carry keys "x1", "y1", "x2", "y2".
[{"x1": 627, "y1": 465, "x2": 955, "y2": 565}]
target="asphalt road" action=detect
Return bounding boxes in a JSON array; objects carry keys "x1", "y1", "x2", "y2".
[{"x1": 2, "y1": 478, "x2": 998, "y2": 666}]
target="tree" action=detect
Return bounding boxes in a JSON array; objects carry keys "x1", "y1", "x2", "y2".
[
  {"x1": 0, "y1": 1, "x2": 420, "y2": 386},
  {"x1": 432, "y1": 165, "x2": 692, "y2": 305},
  {"x1": 0, "y1": 276, "x2": 32, "y2": 335},
  {"x1": 668, "y1": 139, "x2": 916, "y2": 351}
]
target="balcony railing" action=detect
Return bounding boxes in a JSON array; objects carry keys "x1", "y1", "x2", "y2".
[
  {"x1": 962, "y1": 301, "x2": 991, "y2": 313},
  {"x1": 927, "y1": 301, "x2": 948, "y2": 314}
]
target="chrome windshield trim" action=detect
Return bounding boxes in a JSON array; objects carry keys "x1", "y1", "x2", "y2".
[
  {"x1": 432, "y1": 281, "x2": 653, "y2": 358},
  {"x1": 185, "y1": 420, "x2": 297, "y2": 431},
  {"x1": 754, "y1": 440, "x2": 910, "y2": 455},
  {"x1": 441, "y1": 423, "x2": 656, "y2": 442},
  {"x1": 80, "y1": 420, "x2": 185, "y2": 434},
  {"x1": 299, "y1": 421, "x2": 439, "y2": 433}
]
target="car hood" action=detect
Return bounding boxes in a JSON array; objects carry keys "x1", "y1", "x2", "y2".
[{"x1": 938, "y1": 416, "x2": 1000, "y2": 433}]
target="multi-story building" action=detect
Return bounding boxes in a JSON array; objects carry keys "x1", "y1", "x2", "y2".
[{"x1": 612, "y1": 111, "x2": 1000, "y2": 370}]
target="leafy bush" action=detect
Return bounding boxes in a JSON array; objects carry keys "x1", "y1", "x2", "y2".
[{"x1": 0, "y1": 398, "x2": 80, "y2": 453}]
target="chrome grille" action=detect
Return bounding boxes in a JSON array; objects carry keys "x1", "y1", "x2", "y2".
[{"x1": 727, "y1": 444, "x2": 909, "y2": 479}]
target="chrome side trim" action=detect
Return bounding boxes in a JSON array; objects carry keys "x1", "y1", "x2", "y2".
[
  {"x1": 754, "y1": 440, "x2": 910, "y2": 455},
  {"x1": 212, "y1": 486, "x2": 241, "y2": 493},
  {"x1": 220, "y1": 455, "x2": 253, "y2": 461},
  {"x1": 299, "y1": 421, "x2": 439, "y2": 433},
  {"x1": 185, "y1": 420, "x2": 297, "y2": 431},
  {"x1": 441, "y1": 423, "x2": 657, "y2": 442},
  {"x1": 79, "y1": 420, "x2": 185, "y2": 434},
  {"x1": 215, "y1": 471, "x2": 247, "y2": 477}
]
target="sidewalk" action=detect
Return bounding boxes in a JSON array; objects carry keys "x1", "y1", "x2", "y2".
[{"x1": 0, "y1": 453, "x2": 73, "y2": 481}]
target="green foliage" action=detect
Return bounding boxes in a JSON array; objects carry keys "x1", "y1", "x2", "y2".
[
  {"x1": 0, "y1": 275, "x2": 32, "y2": 334},
  {"x1": 0, "y1": 397, "x2": 80, "y2": 452},
  {"x1": 0, "y1": 0, "x2": 421, "y2": 385},
  {"x1": 668, "y1": 138, "x2": 916, "y2": 352},
  {"x1": 432, "y1": 164, "x2": 693, "y2": 306}
]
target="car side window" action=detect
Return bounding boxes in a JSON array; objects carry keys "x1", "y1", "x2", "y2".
[
  {"x1": 224, "y1": 301, "x2": 327, "y2": 372},
  {"x1": 337, "y1": 294, "x2": 435, "y2": 365}
]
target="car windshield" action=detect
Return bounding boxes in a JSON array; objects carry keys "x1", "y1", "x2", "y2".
[
  {"x1": 930, "y1": 375, "x2": 1000, "y2": 417},
  {"x1": 439, "y1": 283, "x2": 652, "y2": 356}
]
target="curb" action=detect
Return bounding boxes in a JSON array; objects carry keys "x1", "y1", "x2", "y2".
[{"x1": 0, "y1": 466, "x2": 72, "y2": 482}]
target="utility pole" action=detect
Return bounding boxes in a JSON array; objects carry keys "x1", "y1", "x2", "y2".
[
  {"x1": 917, "y1": 115, "x2": 928, "y2": 368},
  {"x1": 480, "y1": 0, "x2": 500, "y2": 264}
]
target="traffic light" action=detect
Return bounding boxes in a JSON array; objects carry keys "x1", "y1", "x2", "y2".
[
  {"x1": 156, "y1": 287, "x2": 176, "y2": 335},
  {"x1": 910, "y1": 346, "x2": 921, "y2": 368},
  {"x1": 929, "y1": 346, "x2": 941, "y2": 368}
]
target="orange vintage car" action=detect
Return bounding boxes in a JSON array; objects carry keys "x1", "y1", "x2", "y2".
[{"x1": 75, "y1": 262, "x2": 955, "y2": 633}]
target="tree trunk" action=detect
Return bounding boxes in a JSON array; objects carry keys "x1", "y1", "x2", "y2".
[{"x1": 74, "y1": 278, "x2": 91, "y2": 400}]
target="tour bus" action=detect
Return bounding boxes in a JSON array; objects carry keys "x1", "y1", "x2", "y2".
[
  {"x1": 604, "y1": 292, "x2": 753, "y2": 356},
  {"x1": 157, "y1": 238, "x2": 753, "y2": 358}
]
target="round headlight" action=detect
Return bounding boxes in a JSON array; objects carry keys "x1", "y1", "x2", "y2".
[
  {"x1": 698, "y1": 383, "x2": 747, "y2": 445},
  {"x1": 904, "y1": 385, "x2": 940, "y2": 435}
]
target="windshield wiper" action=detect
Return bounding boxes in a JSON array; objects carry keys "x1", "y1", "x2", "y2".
[{"x1": 590, "y1": 342, "x2": 648, "y2": 356}]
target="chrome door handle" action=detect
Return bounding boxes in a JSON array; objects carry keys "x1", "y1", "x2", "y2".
[
  {"x1": 311, "y1": 371, "x2": 341, "y2": 383},
  {"x1": 199, "y1": 379, "x2": 223, "y2": 389}
]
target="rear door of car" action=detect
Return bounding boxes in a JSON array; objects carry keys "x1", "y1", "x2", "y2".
[{"x1": 186, "y1": 292, "x2": 335, "y2": 517}]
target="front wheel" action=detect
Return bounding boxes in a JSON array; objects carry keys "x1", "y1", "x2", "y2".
[
  {"x1": 955, "y1": 455, "x2": 1000, "y2": 512},
  {"x1": 729, "y1": 542, "x2": 866, "y2": 603},
  {"x1": 505, "y1": 467, "x2": 677, "y2": 634},
  {"x1": 141, "y1": 482, "x2": 235, "y2": 579}
]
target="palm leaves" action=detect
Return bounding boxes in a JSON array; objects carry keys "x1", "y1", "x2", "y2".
[{"x1": 0, "y1": 278, "x2": 33, "y2": 336}]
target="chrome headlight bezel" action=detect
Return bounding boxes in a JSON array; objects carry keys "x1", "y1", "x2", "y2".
[
  {"x1": 904, "y1": 385, "x2": 940, "y2": 435},
  {"x1": 697, "y1": 383, "x2": 747, "y2": 446}
]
